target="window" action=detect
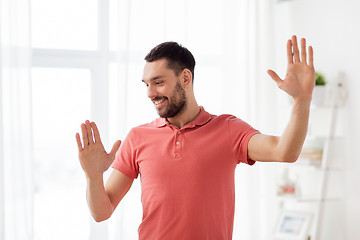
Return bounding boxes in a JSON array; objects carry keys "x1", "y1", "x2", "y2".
[
  {"x1": 31, "y1": 0, "x2": 110, "y2": 238},
  {"x1": 31, "y1": 0, "x2": 98, "y2": 50},
  {"x1": 32, "y1": 68, "x2": 91, "y2": 239}
]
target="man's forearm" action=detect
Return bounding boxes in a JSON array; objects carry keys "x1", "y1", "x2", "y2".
[
  {"x1": 86, "y1": 175, "x2": 114, "y2": 222},
  {"x1": 277, "y1": 98, "x2": 311, "y2": 162}
]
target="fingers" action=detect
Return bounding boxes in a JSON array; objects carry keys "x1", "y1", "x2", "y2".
[
  {"x1": 75, "y1": 133, "x2": 83, "y2": 152},
  {"x1": 308, "y1": 45, "x2": 314, "y2": 67},
  {"x1": 85, "y1": 120, "x2": 94, "y2": 144},
  {"x1": 81, "y1": 123, "x2": 89, "y2": 147},
  {"x1": 301, "y1": 38, "x2": 307, "y2": 64},
  {"x1": 287, "y1": 39, "x2": 293, "y2": 64},
  {"x1": 291, "y1": 35, "x2": 300, "y2": 63},
  {"x1": 109, "y1": 140, "x2": 122, "y2": 160},
  {"x1": 80, "y1": 120, "x2": 95, "y2": 148},
  {"x1": 289, "y1": 35, "x2": 313, "y2": 66},
  {"x1": 267, "y1": 70, "x2": 282, "y2": 86},
  {"x1": 91, "y1": 121, "x2": 102, "y2": 144}
]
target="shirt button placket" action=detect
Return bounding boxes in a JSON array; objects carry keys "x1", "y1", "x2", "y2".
[{"x1": 174, "y1": 130, "x2": 182, "y2": 159}]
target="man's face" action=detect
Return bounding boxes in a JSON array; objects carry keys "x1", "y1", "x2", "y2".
[{"x1": 142, "y1": 59, "x2": 186, "y2": 118}]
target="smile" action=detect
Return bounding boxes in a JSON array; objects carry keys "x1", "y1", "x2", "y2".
[{"x1": 153, "y1": 98, "x2": 166, "y2": 107}]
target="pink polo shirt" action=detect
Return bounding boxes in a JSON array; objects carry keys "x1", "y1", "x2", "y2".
[{"x1": 112, "y1": 107, "x2": 260, "y2": 240}]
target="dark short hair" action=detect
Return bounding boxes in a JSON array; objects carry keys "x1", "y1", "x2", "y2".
[{"x1": 144, "y1": 42, "x2": 196, "y2": 82}]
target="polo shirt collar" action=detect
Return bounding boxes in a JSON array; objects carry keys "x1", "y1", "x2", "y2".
[{"x1": 154, "y1": 106, "x2": 212, "y2": 128}]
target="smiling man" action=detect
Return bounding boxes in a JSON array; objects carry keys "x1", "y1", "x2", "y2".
[{"x1": 76, "y1": 36, "x2": 315, "y2": 240}]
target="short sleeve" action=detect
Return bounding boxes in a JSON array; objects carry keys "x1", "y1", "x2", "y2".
[
  {"x1": 111, "y1": 129, "x2": 139, "y2": 179},
  {"x1": 227, "y1": 116, "x2": 260, "y2": 165}
]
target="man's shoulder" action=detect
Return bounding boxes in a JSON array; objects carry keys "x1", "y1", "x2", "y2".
[
  {"x1": 135, "y1": 117, "x2": 164, "y2": 129},
  {"x1": 121, "y1": 120, "x2": 160, "y2": 145},
  {"x1": 127, "y1": 118, "x2": 164, "y2": 135},
  {"x1": 210, "y1": 113, "x2": 240, "y2": 122},
  {"x1": 207, "y1": 113, "x2": 253, "y2": 130}
]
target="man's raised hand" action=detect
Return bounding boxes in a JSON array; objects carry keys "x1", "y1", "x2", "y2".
[
  {"x1": 75, "y1": 120, "x2": 121, "y2": 179},
  {"x1": 267, "y1": 35, "x2": 315, "y2": 101}
]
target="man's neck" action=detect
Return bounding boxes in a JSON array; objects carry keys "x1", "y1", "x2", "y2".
[{"x1": 167, "y1": 104, "x2": 201, "y2": 129}]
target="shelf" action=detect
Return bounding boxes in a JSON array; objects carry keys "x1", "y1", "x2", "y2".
[
  {"x1": 277, "y1": 195, "x2": 342, "y2": 203},
  {"x1": 292, "y1": 160, "x2": 321, "y2": 169},
  {"x1": 276, "y1": 74, "x2": 347, "y2": 240}
]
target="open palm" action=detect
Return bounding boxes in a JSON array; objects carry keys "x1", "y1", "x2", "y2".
[
  {"x1": 76, "y1": 120, "x2": 121, "y2": 179},
  {"x1": 268, "y1": 36, "x2": 315, "y2": 100}
]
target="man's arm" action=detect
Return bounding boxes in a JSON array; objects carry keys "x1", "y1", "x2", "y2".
[
  {"x1": 248, "y1": 35, "x2": 315, "y2": 163},
  {"x1": 85, "y1": 169, "x2": 134, "y2": 222},
  {"x1": 76, "y1": 120, "x2": 133, "y2": 222}
]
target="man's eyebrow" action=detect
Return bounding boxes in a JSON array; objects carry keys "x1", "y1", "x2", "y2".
[{"x1": 142, "y1": 75, "x2": 165, "y2": 83}]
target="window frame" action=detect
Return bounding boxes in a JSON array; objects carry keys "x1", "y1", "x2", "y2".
[{"x1": 31, "y1": 0, "x2": 112, "y2": 238}]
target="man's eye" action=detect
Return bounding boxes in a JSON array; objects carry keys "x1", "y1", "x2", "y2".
[{"x1": 155, "y1": 81, "x2": 163, "y2": 85}]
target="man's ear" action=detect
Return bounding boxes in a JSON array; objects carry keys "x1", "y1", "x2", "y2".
[{"x1": 182, "y1": 69, "x2": 193, "y2": 87}]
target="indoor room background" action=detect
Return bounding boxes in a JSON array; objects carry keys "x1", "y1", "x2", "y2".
[{"x1": 1, "y1": 0, "x2": 359, "y2": 239}]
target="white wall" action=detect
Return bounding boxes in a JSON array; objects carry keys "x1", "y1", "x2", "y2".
[{"x1": 274, "y1": 0, "x2": 360, "y2": 239}]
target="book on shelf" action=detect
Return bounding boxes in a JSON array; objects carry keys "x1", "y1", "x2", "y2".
[{"x1": 298, "y1": 148, "x2": 322, "y2": 166}]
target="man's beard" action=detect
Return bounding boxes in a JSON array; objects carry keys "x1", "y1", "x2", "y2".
[{"x1": 157, "y1": 82, "x2": 186, "y2": 118}]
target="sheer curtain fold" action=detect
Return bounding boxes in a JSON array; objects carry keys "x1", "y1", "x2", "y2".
[
  {"x1": 2, "y1": 0, "x2": 279, "y2": 239},
  {"x1": 232, "y1": 0, "x2": 279, "y2": 239},
  {"x1": 0, "y1": 0, "x2": 33, "y2": 239},
  {"x1": 0, "y1": 25, "x2": 4, "y2": 240}
]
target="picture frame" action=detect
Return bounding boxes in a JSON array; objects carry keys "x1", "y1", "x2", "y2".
[{"x1": 273, "y1": 210, "x2": 313, "y2": 240}]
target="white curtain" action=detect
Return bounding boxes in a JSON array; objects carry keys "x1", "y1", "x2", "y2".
[
  {"x1": 0, "y1": 0, "x2": 33, "y2": 239},
  {"x1": 0, "y1": 0, "x2": 281, "y2": 239},
  {"x1": 109, "y1": 0, "x2": 281, "y2": 239}
]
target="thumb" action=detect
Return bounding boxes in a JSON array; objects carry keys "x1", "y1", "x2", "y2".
[
  {"x1": 267, "y1": 70, "x2": 283, "y2": 86},
  {"x1": 109, "y1": 140, "x2": 122, "y2": 160}
]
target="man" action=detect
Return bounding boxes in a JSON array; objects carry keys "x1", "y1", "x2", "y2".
[{"x1": 76, "y1": 35, "x2": 315, "y2": 239}]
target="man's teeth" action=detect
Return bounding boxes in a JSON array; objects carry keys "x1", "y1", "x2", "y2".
[{"x1": 154, "y1": 99, "x2": 165, "y2": 105}]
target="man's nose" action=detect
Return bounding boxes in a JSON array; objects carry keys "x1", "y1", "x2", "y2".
[{"x1": 147, "y1": 84, "x2": 157, "y2": 99}]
